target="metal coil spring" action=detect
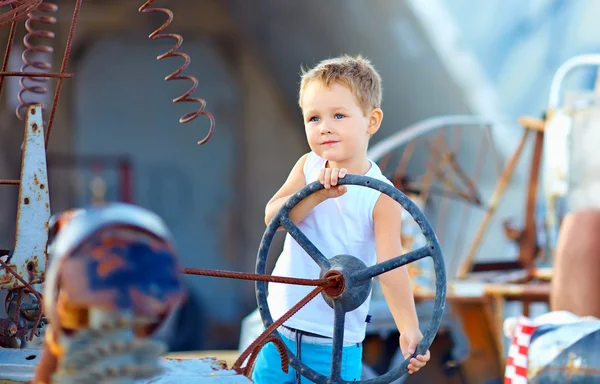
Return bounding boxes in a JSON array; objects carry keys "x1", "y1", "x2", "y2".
[
  {"x1": 139, "y1": 0, "x2": 215, "y2": 145},
  {"x1": 0, "y1": 0, "x2": 42, "y2": 28},
  {"x1": 16, "y1": 1, "x2": 57, "y2": 121}
]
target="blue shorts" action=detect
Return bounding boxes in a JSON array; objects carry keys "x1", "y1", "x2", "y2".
[{"x1": 251, "y1": 328, "x2": 363, "y2": 383}]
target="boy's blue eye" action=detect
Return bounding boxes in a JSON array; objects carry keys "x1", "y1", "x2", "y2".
[
  {"x1": 309, "y1": 116, "x2": 320, "y2": 122},
  {"x1": 334, "y1": 114, "x2": 345, "y2": 119}
]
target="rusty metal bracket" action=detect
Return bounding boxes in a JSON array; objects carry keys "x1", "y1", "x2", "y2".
[{"x1": 0, "y1": 104, "x2": 50, "y2": 290}]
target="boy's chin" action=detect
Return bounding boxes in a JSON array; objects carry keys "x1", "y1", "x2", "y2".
[{"x1": 314, "y1": 150, "x2": 345, "y2": 162}]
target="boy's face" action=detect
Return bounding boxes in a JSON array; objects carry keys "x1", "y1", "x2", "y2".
[{"x1": 301, "y1": 81, "x2": 382, "y2": 164}]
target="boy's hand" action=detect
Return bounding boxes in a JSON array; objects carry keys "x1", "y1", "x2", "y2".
[
  {"x1": 399, "y1": 327, "x2": 430, "y2": 374},
  {"x1": 316, "y1": 168, "x2": 347, "y2": 199}
]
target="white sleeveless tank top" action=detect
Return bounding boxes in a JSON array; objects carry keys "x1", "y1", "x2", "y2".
[{"x1": 268, "y1": 151, "x2": 393, "y2": 343}]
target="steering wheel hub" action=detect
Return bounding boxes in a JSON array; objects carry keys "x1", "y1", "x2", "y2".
[
  {"x1": 322, "y1": 270, "x2": 345, "y2": 298},
  {"x1": 320, "y1": 255, "x2": 372, "y2": 313}
]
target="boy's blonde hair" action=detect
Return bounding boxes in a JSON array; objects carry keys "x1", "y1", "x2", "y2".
[{"x1": 299, "y1": 54, "x2": 382, "y2": 115}]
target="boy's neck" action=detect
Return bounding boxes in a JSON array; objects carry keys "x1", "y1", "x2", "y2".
[{"x1": 325, "y1": 156, "x2": 372, "y2": 175}]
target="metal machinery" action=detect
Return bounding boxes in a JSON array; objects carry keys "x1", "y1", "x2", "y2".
[
  {"x1": 361, "y1": 55, "x2": 600, "y2": 382},
  {"x1": 0, "y1": 1, "x2": 447, "y2": 383}
]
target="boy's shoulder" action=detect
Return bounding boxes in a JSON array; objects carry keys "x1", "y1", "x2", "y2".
[
  {"x1": 366, "y1": 158, "x2": 393, "y2": 185},
  {"x1": 303, "y1": 151, "x2": 327, "y2": 168}
]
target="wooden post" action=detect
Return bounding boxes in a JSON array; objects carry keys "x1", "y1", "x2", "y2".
[
  {"x1": 457, "y1": 129, "x2": 530, "y2": 279},
  {"x1": 518, "y1": 123, "x2": 544, "y2": 268}
]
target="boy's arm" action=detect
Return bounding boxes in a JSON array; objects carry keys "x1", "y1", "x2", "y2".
[
  {"x1": 373, "y1": 194, "x2": 419, "y2": 332},
  {"x1": 264, "y1": 153, "x2": 327, "y2": 227},
  {"x1": 373, "y1": 193, "x2": 430, "y2": 374}
]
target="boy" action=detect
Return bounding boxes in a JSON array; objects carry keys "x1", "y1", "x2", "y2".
[{"x1": 252, "y1": 55, "x2": 430, "y2": 383}]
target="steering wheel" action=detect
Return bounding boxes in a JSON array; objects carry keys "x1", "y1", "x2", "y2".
[{"x1": 256, "y1": 175, "x2": 447, "y2": 384}]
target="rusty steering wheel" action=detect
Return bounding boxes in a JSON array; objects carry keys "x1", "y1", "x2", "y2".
[{"x1": 256, "y1": 174, "x2": 447, "y2": 384}]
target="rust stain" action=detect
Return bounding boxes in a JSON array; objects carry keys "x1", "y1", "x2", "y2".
[
  {"x1": 91, "y1": 248, "x2": 104, "y2": 260},
  {"x1": 0, "y1": 274, "x2": 12, "y2": 285},
  {"x1": 211, "y1": 359, "x2": 228, "y2": 371},
  {"x1": 529, "y1": 351, "x2": 596, "y2": 380},
  {"x1": 96, "y1": 253, "x2": 126, "y2": 278},
  {"x1": 24, "y1": 259, "x2": 37, "y2": 282},
  {"x1": 129, "y1": 288, "x2": 173, "y2": 317},
  {"x1": 33, "y1": 173, "x2": 39, "y2": 186},
  {"x1": 0, "y1": 318, "x2": 18, "y2": 337},
  {"x1": 531, "y1": 366, "x2": 600, "y2": 381},
  {"x1": 164, "y1": 358, "x2": 184, "y2": 362},
  {"x1": 56, "y1": 290, "x2": 89, "y2": 331},
  {"x1": 100, "y1": 233, "x2": 131, "y2": 248}
]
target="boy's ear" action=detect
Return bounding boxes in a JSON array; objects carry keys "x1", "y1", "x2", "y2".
[{"x1": 367, "y1": 108, "x2": 383, "y2": 135}]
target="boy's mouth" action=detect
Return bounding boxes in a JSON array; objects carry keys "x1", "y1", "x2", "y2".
[{"x1": 322, "y1": 140, "x2": 339, "y2": 146}]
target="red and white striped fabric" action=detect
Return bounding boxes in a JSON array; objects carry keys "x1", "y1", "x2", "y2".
[{"x1": 504, "y1": 317, "x2": 539, "y2": 384}]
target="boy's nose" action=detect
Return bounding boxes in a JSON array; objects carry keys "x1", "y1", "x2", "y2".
[{"x1": 319, "y1": 122, "x2": 333, "y2": 134}]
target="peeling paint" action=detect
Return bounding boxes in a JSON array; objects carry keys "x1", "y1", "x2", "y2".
[{"x1": 0, "y1": 105, "x2": 50, "y2": 290}]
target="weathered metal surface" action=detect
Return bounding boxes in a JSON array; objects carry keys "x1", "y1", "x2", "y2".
[
  {"x1": 44, "y1": 203, "x2": 183, "y2": 319},
  {"x1": 0, "y1": 347, "x2": 41, "y2": 383},
  {"x1": 139, "y1": 358, "x2": 252, "y2": 383},
  {"x1": 36, "y1": 203, "x2": 187, "y2": 383},
  {"x1": 542, "y1": 109, "x2": 571, "y2": 248},
  {"x1": 527, "y1": 317, "x2": 600, "y2": 382},
  {"x1": 566, "y1": 100, "x2": 600, "y2": 213},
  {"x1": 0, "y1": 348, "x2": 252, "y2": 383},
  {"x1": 256, "y1": 175, "x2": 447, "y2": 384},
  {"x1": 0, "y1": 105, "x2": 49, "y2": 290}
]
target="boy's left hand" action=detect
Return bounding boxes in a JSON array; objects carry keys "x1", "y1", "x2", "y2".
[{"x1": 399, "y1": 327, "x2": 430, "y2": 374}]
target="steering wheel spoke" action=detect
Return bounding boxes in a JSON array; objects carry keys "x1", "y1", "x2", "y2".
[
  {"x1": 280, "y1": 216, "x2": 331, "y2": 270},
  {"x1": 330, "y1": 301, "x2": 346, "y2": 382},
  {"x1": 352, "y1": 245, "x2": 432, "y2": 282}
]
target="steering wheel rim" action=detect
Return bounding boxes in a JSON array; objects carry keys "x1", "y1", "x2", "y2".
[{"x1": 256, "y1": 174, "x2": 447, "y2": 384}]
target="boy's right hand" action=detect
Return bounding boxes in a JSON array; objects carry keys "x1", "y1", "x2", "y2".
[{"x1": 316, "y1": 167, "x2": 348, "y2": 200}]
